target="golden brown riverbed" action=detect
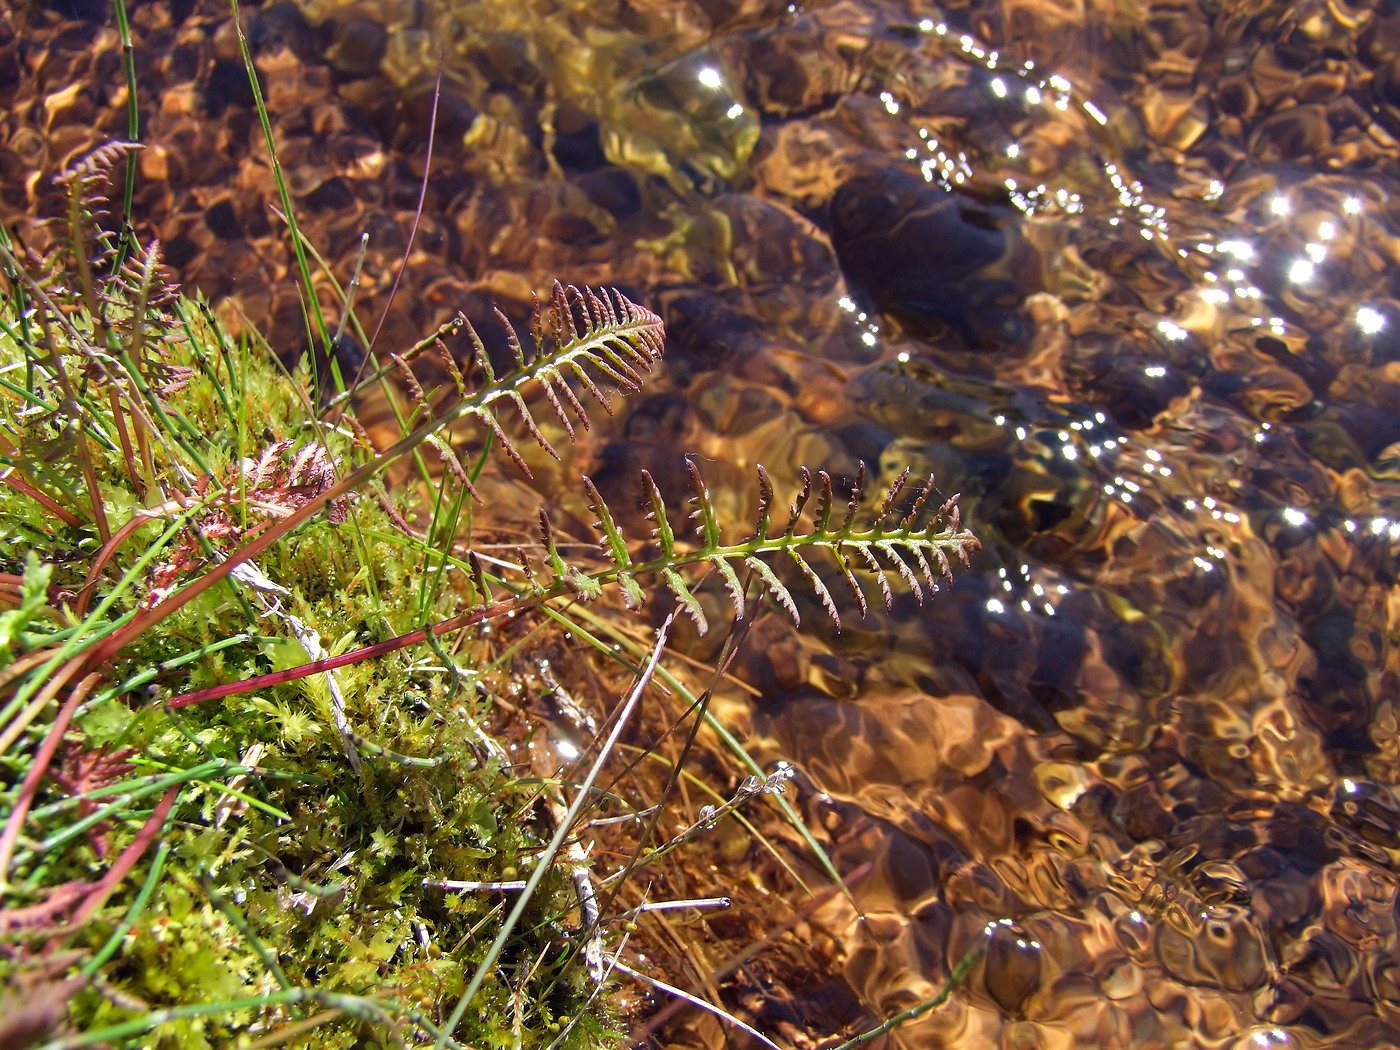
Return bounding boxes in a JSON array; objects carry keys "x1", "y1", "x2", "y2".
[{"x1": 7, "y1": 0, "x2": 1400, "y2": 1046}]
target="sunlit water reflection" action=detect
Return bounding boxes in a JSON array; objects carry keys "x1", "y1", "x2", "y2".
[{"x1": 7, "y1": 0, "x2": 1400, "y2": 1044}]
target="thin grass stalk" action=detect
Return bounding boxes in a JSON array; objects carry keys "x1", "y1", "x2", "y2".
[
  {"x1": 554, "y1": 601, "x2": 847, "y2": 905},
  {"x1": 235, "y1": 1011, "x2": 347, "y2": 1050},
  {"x1": 0, "y1": 674, "x2": 100, "y2": 891},
  {"x1": 30, "y1": 309, "x2": 112, "y2": 545},
  {"x1": 0, "y1": 471, "x2": 83, "y2": 528},
  {"x1": 105, "y1": 385, "x2": 146, "y2": 501},
  {"x1": 175, "y1": 300, "x2": 239, "y2": 428},
  {"x1": 611, "y1": 959, "x2": 783, "y2": 1050},
  {"x1": 0, "y1": 225, "x2": 36, "y2": 374},
  {"x1": 826, "y1": 944, "x2": 985, "y2": 1050},
  {"x1": 24, "y1": 759, "x2": 264, "y2": 824},
  {"x1": 591, "y1": 612, "x2": 749, "y2": 926},
  {"x1": 108, "y1": 0, "x2": 139, "y2": 259},
  {"x1": 32, "y1": 987, "x2": 473, "y2": 1050},
  {"x1": 633, "y1": 861, "x2": 875, "y2": 1043},
  {"x1": 433, "y1": 616, "x2": 673, "y2": 1048},
  {"x1": 0, "y1": 510, "x2": 191, "y2": 740},
  {"x1": 202, "y1": 876, "x2": 298, "y2": 993},
  {"x1": 227, "y1": 0, "x2": 332, "y2": 364},
  {"x1": 85, "y1": 633, "x2": 276, "y2": 708},
  {"x1": 78, "y1": 839, "x2": 170, "y2": 977},
  {"x1": 35, "y1": 759, "x2": 254, "y2": 854},
  {"x1": 0, "y1": 236, "x2": 174, "y2": 481},
  {"x1": 73, "y1": 511, "x2": 174, "y2": 617},
  {"x1": 368, "y1": 52, "x2": 444, "y2": 352},
  {"x1": 63, "y1": 785, "x2": 181, "y2": 930},
  {"x1": 318, "y1": 316, "x2": 463, "y2": 414}
]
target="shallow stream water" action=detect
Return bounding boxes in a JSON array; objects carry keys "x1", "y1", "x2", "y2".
[{"x1": 7, "y1": 0, "x2": 1400, "y2": 1046}]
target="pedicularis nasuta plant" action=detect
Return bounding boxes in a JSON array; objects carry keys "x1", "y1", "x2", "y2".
[{"x1": 0, "y1": 140, "x2": 978, "y2": 1049}]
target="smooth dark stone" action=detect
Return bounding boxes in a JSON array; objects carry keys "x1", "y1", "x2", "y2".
[{"x1": 828, "y1": 168, "x2": 1019, "y2": 348}]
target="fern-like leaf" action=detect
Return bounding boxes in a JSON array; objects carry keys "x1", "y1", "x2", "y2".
[
  {"x1": 354, "y1": 282, "x2": 663, "y2": 489},
  {"x1": 710, "y1": 555, "x2": 747, "y2": 620},
  {"x1": 583, "y1": 475, "x2": 643, "y2": 609},
  {"x1": 788, "y1": 548, "x2": 840, "y2": 627},
  {"x1": 856, "y1": 545, "x2": 894, "y2": 609},
  {"x1": 663, "y1": 568, "x2": 708, "y2": 633},
  {"x1": 831, "y1": 543, "x2": 869, "y2": 619},
  {"x1": 165, "y1": 462, "x2": 980, "y2": 710},
  {"x1": 753, "y1": 464, "x2": 775, "y2": 541},
  {"x1": 642, "y1": 470, "x2": 676, "y2": 557},
  {"x1": 687, "y1": 457, "x2": 722, "y2": 550},
  {"x1": 743, "y1": 555, "x2": 801, "y2": 626},
  {"x1": 536, "y1": 463, "x2": 978, "y2": 634},
  {"x1": 540, "y1": 509, "x2": 603, "y2": 602}
]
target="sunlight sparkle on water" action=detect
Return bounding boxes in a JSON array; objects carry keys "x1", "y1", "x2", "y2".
[
  {"x1": 1357, "y1": 306, "x2": 1386, "y2": 334},
  {"x1": 555, "y1": 738, "x2": 581, "y2": 761},
  {"x1": 1282, "y1": 507, "x2": 1308, "y2": 527},
  {"x1": 1288, "y1": 259, "x2": 1315, "y2": 283},
  {"x1": 696, "y1": 67, "x2": 723, "y2": 89},
  {"x1": 1270, "y1": 196, "x2": 1290, "y2": 216}
]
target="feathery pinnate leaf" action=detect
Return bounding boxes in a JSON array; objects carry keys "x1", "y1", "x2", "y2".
[
  {"x1": 357, "y1": 281, "x2": 664, "y2": 486},
  {"x1": 531, "y1": 463, "x2": 979, "y2": 633}
]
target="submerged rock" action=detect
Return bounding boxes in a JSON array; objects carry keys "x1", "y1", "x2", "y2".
[{"x1": 829, "y1": 167, "x2": 1028, "y2": 351}]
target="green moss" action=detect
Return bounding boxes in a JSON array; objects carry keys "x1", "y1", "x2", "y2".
[{"x1": 0, "y1": 169, "x2": 612, "y2": 1047}]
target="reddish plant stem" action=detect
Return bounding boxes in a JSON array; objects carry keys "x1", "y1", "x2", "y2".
[
  {"x1": 0, "y1": 674, "x2": 100, "y2": 887},
  {"x1": 81, "y1": 409, "x2": 459, "y2": 671},
  {"x1": 1, "y1": 471, "x2": 83, "y2": 529},
  {"x1": 165, "y1": 597, "x2": 526, "y2": 708},
  {"x1": 66, "y1": 786, "x2": 180, "y2": 929},
  {"x1": 73, "y1": 513, "x2": 158, "y2": 618}
]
